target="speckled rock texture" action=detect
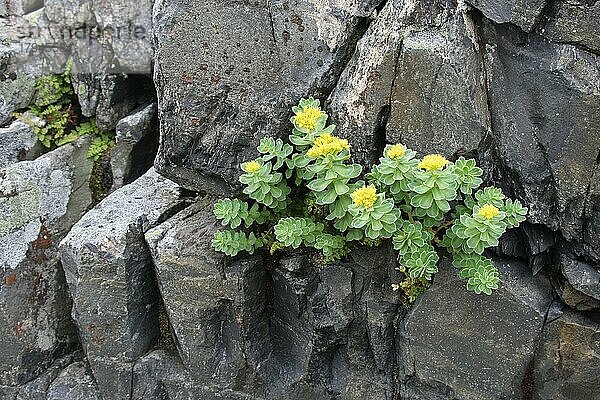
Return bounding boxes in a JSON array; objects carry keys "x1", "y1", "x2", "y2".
[
  {"x1": 0, "y1": 0, "x2": 599, "y2": 398},
  {"x1": 59, "y1": 168, "x2": 183, "y2": 400},
  {"x1": 0, "y1": 137, "x2": 93, "y2": 388}
]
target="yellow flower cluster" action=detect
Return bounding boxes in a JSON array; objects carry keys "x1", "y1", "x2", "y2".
[
  {"x1": 387, "y1": 144, "x2": 406, "y2": 159},
  {"x1": 351, "y1": 185, "x2": 377, "y2": 208},
  {"x1": 418, "y1": 154, "x2": 449, "y2": 171},
  {"x1": 307, "y1": 133, "x2": 350, "y2": 158},
  {"x1": 478, "y1": 204, "x2": 500, "y2": 219},
  {"x1": 295, "y1": 106, "x2": 324, "y2": 131},
  {"x1": 244, "y1": 160, "x2": 261, "y2": 173}
]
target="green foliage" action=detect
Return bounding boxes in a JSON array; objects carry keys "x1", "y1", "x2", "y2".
[
  {"x1": 239, "y1": 160, "x2": 291, "y2": 211},
  {"x1": 212, "y1": 230, "x2": 262, "y2": 256},
  {"x1": 348, "y1": 194, "x2": 400, "y2": 240},
  {"x1": 214, "y1": 198, "x2": 269, "y2": 228},
  {"x1": 403, "y1": 247, "x2": 439, "y2": 280},
  {"x1": 408, "y1": 165, "x2": 458, "y2": 225},
  {"x1": 502, "y1": 198, "x2": 527, "y2": 228},
  {"x1": 452, "y1": 253, "x2": 500, "y2": 295},
  {"x1": 274, "y1": 217, "x2": 323, "y2": 249},
  {"x1": 393, "y1": 220, "x2": 434, "y2": 256},
  {"x1": 17, "y1": 61, "x2": 115, "y2": 160},
  {"x1": 452, "y1": 157, "x2": 483, "y2": 195},
  {"x1": 211, "y1": 97, "x2": 528, "y2": 300},
  {"x1": 87, "y1": 130, "x2": 115, "y2": 161}
]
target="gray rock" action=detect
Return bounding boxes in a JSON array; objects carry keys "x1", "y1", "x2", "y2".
[
  {"x1": 95, "y1": 74, "x2": 153, "y2": 131},
  {"x1": 385, "y1": 2, "x2": 489, "y2": 159},
  {"x1": 466, "y1": 0, "x2": 548, "y2": 32},
  {"x1": 543, "y1": 0, "x2": 600, "y2": 53},
  {"x1": 43, "y1": 0, "x2": 153, "y2": 75},
  {"x1": 146, "y1": 198, "x2": 403, "y2": 399},
  {"x1": 557, "y1": 280, "x2": 600, "y2": 311},
  {"x1": 398, "y1": 258, "x2": 553, "y2": 399},
  {"x1": 329, "y1": 0, "x2": 489, "y2": 164},
  {"x1": 0, "y1": 351, "x2": 78, "y2": 400},
  {"x1": 0, "y1": 73, "x2": 36, "y2": 126},
  {"x1": 47, "y1": 360, "x2": 100, "y2": 400},
  {"x1": 153, "y1": 0, "x2": 384, "y2": 193},
  {"x1": 584, "y1": 165, "x2": 600, "y2": 261},
  {"x1": 327, "y1": 0, "x2": 405, "y2": 165},
  {"x1": 0, "y1": 119, "x2": 43, "y2": 168},
  {"x1": 71, "y1": 74, "x2": 101, "y2": 118},
  {"x1": 110, "y1": 102, "x2": 159, "y2": 191},
  {"x1": 561, "y1": 255, "x2": 600, "y2": 301},
  {"x1": 533, "y1": 309, "x2": 600, "y2": 400},
  {"x1": 482, "y1": 22, "x2": 600, "y2": 254},
  {"x1": 0, "y1": 138, "x2": 93, "y2": 386},
  {"x1": 59, "y1": 168, "x2": 182, "y2": 400},
  {"x1": 145, "y1": 197, "x2": 255, "y2": 393}
]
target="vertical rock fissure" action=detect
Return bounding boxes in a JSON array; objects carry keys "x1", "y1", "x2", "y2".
[{"x1": 521, "y1": 295, "x2": 558, "y2": 400}]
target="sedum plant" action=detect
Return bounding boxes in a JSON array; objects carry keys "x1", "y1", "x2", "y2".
[{"x1": 211, "y1": 97, "x2": 527, "y2": 299}]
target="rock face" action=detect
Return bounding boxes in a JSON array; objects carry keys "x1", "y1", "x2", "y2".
[
  {"x1": 43, "y1": 0, "x2": 154, "y2": 75},
  {"x1": 399, "y1": 259, "x2": 553, "y2": 399},
  {"x1": 543, "y1": 0, "x2": 600, "y2": 53},
  {"x1": 110, "y1": 102, "x2": 159, "y2": 191},
  {"x1": 59, "y1": 168, "x2": 183, "y2": 400},
  {"x1": 533, "y1": 309, "x2": 600, "y2": 400},
  {"x1": 1, "y1": 0, "x2": 599, "y2": 398},
  {"x1": 0, "y1": 120, "x2": 43, "y2": 168},
  {"x1": 466, "y1": 0, "x2": 548, "y2": 32},
  {"x1": 153, "y1": 0, "x2": 383, "y2": 193},
  {"x1": 0, "y1": 73, "x2": 36, "y2": 126},
  {"x1": 146, "y1": 198, "x2": 402, "y2": 399},
  {"x1": 482, "y1": 21, "x2": 600, "y2": 252},
  {"x1": 0, "y1": 138, "x2": 93, "y2": 387}
]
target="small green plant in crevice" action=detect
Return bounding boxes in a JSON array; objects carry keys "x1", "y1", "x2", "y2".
[
  {"x1": 211, "y1": 97, "x2": 527, "y2": 299},
  {"x1": 16, "y1": 61, "x2": 115, "y2": 161}
]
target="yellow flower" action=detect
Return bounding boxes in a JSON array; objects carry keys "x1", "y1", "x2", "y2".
[
  {"x1": 418, "y1": 154, "x2": 449, "y2": 171},
  {"x1": 478, "y1": 204, "x2": 500, "y2": 219},
  {"x1": 244, "y1": 160, "x2": 261, "y2": 173},
  {"x1": 307, "y1": 133, "x2": 350, "y2": 158},
  {"x1": 351, "y1": 185, "x2": 377, "y2": 208},
  {"x1": 295, "y1": 106, "x2": 324, "y2": 131},
  {"x1": 387, "y1": 144, "x2": 406, "y2": 159}
]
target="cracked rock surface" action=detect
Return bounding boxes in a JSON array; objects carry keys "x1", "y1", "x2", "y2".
[{"x1": 0, "y1": 0, "x2": 599, "y2": 398}]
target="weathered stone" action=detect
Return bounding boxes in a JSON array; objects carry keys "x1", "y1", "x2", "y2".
[
  {"x1": 95, "y1": 74, "x2": 154, "y2": 131},
  {"x1": 43, "y1": 0, "x2": 153, "y2": 75},
  {"x1": 47, "y1": 360, "x2": 100, "y2": 400},
  {"x1": 544, "y1": 0, "x2": 600, "y2": 53},
  {"x1": 466, "y1": 0, "x2": 548, "y2": 32},
  {"x1": 0, "y1": 351, "x2": 75, "y2": 400},
  {"x1": 110, "y1": 102, "x2": 159, "y2": 191},
  {"x1": 59, "y1": 168, "x2": 182, "y2": 400},
  {"x1": 71, "y1": 73, "x2": 101, "y2": 118},
  {"x1": 483, "y1": 22, "x2": 600, "y2": 254},
  {"x1": 386, "y1": 3, "x2": 489, "y2": 159},
  {"x1": 153, "y1": 0, "x2": 383, "y2": 193},
  {"x1": 146, "y1": 198, "x2": 403, "y2": 398},
  {"x1": 398, "y1": 258, "x2": 553, "y2": 399},
  {"x1": 0, "y1": 138, "x2": 93, "y2": 386},
  {"x1": 584, "y1": 165, "x2": 600, "y2": 261},
  {"x1": 561, "y1": 255, "x2": 600, "y2": 301},
  {"x1": 0, "y1": 119, "x2": 43, "y2": 168},
  {"x1": 327, "y1": 0, "x2": 404, "y2": 165},
  {"x1": 557, "y1": 280, "x2": 600, "y2": 311},
  {"x1": 329, "y1": 0, "x2": 488, "y2": 164},
  {"x1": 533, "y1": 309, "x2": 600, "y2": 400},
  {"x1": 145, "y1": 197, "x2": 257, "y2": 393},
  {"x1": 0, "y1": 72, "x2": 36, "y2": 126}
]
